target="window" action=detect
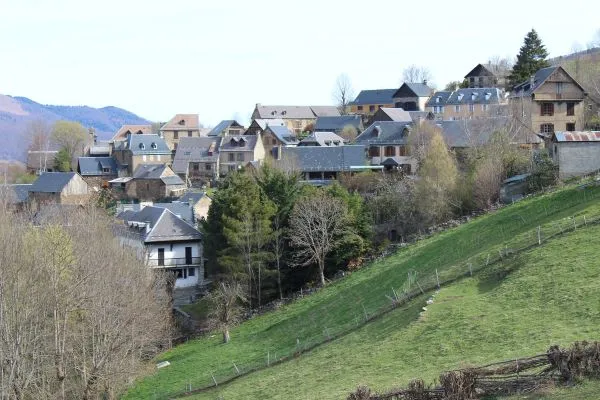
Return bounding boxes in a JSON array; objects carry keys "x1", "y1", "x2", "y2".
[
  {"x1": 236, "y1": 153, "x2": 244, "y2": 161},
  {"x1": 174, "y1": 269, "x2": 184, "y2": 279},
  {"x1": 188, "y1": 267, "x2": 195, "y2": 277},
  {"x1": 157, "y1": 155, "x2": 161, "y2": 161},
  {"x1": 193, "y1": 163, "x2": 199, "y2": 171},
  {"x1": 102, "y1": 167, "x2": 110, "y2": 173},
  {"x1": 566, "y1": 123, "x2": 576, "y2": 132},
  {"x1": 149, "y1": 155, "x2": 154, "y2": 161},
  {"x1": 398, "y1": 145, "x2": 407, "y2": 156},
  {"x1": 142, "y1": 155, "x2": 147, "y2": 161},
  {"x1": 384, "y1": 146, "x2": 396, "y2": 157},
  {"x1": 157, "y1": 248, "x2": 165, "y2": 266},
  {"x1": 541, "y1": 103, "x2": 554, "y2": 116},
  {"x1": 228, "y1": 153, "x2": 235, "y2": 161},
  {"x1": 368, "y1": 146, "x2": 380, "y2": 157},
  {"x1": 455, "y1": 105, "x2": 460, "y2": 112},
  {"x1": 228, "y1": 165, "x2": 236, "y2": 171},
  {"x1": 482, "y1": 104, "x2": 488, "y2": 112},
  {"x1": 469, "y1": 104, "x2": 475, "y2": 112},
  {"x1": 369, "y1": 105, "x2": 375, "y2": 112},
  {"x1": 188, "y1": 130, "x2": 193, "y2": 137},
  {"x1": 556, "y1": 82, "x2": 563, "y2": 94},
  {"x1": 205, "y1": 163, "x2": 212, "y2": 170},
  {"x1": 567, "y1": 102, "x2": 575, "y2": 116},
  {"x1": 540, "y1": 123, "x2": 554, "y2": 134},
  {"x1": 173, "y1": 131, "x2": 179, "y2": 139},
  {"x1": 357, "y1": 105, "x2": 363, "y2": 111}
]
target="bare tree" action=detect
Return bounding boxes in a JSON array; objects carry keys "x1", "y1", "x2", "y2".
[
  {"x1": 339, "y1": 125, "x2": 358, "y2": 142},
  {"x1": 288, "y1": 192, "x2": 348, "y2": 286},
  {"x1": 402, "y1": 65, "x2": 432, "y2": 84},
  {"x1": 333, "y1": 74, "x2": 355, "y2": 115},
  {"x1": 206, "y1": 281, "x2": 247, "y2": 343}
]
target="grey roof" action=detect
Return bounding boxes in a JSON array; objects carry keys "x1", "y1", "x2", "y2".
[
  {"x1": 309, "y1": 106, "x2": 341, "y2": 117},
  {"x1": 314, "y1": 115, "x2": 363, "y2": 132},
  {"x1": 298, "y1": 131, "x2": 345, "y2": 147},
  {"x1": 349, "y1": 89, "x2": 397, "y2": 106},
  {"x1": 177, "y1": 190, "x2": 207, "y2": 205},
  {"x1": 280, "y1": 145, "x2": 368, "y2": 172},
  {"x1": 121, "y1": 206, "x2": 201, "y2": 243},
  {"x1": 408, "y1": 111, "x2": 434, "y2": 121},
  {"x1": 435, "y1": 118, "x2": 542, "y2": 148},
  {"x1": 29, "y1": 172, "x2": 80, "y2": 193},
  {"x1": 376, "y1": 108, "x2": 413, "y2": 122},
  {"x1": 253, "y1": 105, "x2": 340, "y2": 119},
  {"x1": 510, "y1": 66, "x2": 584, "y2": 97},
  {"x1": 161, "y1": 175, "x2": 185, "y2": 186},
  {"x1": 172, "y1": 137, "x2": 221, "y2": 174},
  {"x1": 208, "y1": 120, "x2": 244, "y2": 137},
  {"x1": 77, "y1": 157, "x2": 118, "y2": 176},
  {"x1": 393, "y1": 82, "x2": 432, "y2": 98},
  {"x1": 249, "y1": 119, "x2": 285, "y2": 131},
  {"x1": 0, "y1": 184, "x2": 31, "y2": 204},
  {"x1": 27, "y1": 150, "x2": 58, "y2": 170},
  {"x1": 89, "y1": 141, "x2": 111, "y2": 156},
  {"x1": 444, "y1": 88, "x2": 502, "y2": 105},
  {"x1": 265, "y1": 125, "x2": 298, "y2": 145},
  {"x1": 355, "y1": 121, "x2": 413, "y2": 145},
  {"x1": 219, "y1": 135, "x2": 259, "y2": 152},
  {"x1": 132, "y1": 164, "x2": 169, "y2": 179},
  {"x1": 425, "y1": 91, "x2": 453, "y2": 107},
  {"x1": 464, "y1": 64, "x2": 495, "y2": 78},
  {"x1": 114, "y1": 134, "x2": 171, "y2": 155},
  {"x1": 153, "y1": 201, "x2": 194, "y2": 224}
]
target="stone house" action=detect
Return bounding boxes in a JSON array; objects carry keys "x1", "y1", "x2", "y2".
[
  {"x1": 549, "y1": 131, "x2": 600, "y2": 178},
  {"x1": 172, "y1": 137, "x2": 222, "y2": 187},
  {"x1": 177, "y1": 190, "x2": 212, "y2": 221},
  {"x1": 464, "y1": 63, "x2": 508, "y2": 89},
  {"x1": 28, "y1": 172, "x2": 90, "y2": 206},
  {"x1": 355, "y1": 121, "x2": 416, "y2": 173},
  {"x1": 244, "y1": 118, "x2": 285, "y2": 135},
  {"x1": 111, "y1": 134, "x2": 172, "y2": 176},
  {"x1": 77, "y1": 156, "x2": 118, "y2": 188},
  {"x1": 262, "y1": 125, "x2": 299, "y2": 159},
  {"x1": 159, "y1": 114, "x2": 201, "y2": 151},
  {"x1": 218, "y1": 135, "x2": 265, "y2": 176},
  {"x1": 207, "y1": 120, "x2": 245, "y2": 137},
  {"x1": 115, "y1": 206, "x2": 204, "y2": 289},
  {"x1": 510, "y1": 66, "x2": 586, "y2": 136},
  {"x1": 110, "y1": 124, "x2": 152, "y2": 142},
  {"x1": 348, "y1": 89, "x2": 397, "y2": 117},
  {"x1": 426, "y1": 88, "x2": 507, "y2": 120},
  {"x1": 112, "y1": 164, "x2": 186, "y2": 202},
  {"x1": 251, "y1": 104, "x2": 339, "y2": 135},
  {"x1": 392, "y1": 82, "x2": 433, "y2": 111}
]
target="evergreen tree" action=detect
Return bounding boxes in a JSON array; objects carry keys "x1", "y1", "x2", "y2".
[
  {"x1": 508, "y1": 29, "x2": 550, "y2": 88},
  {"x1": 54, "y1": 148, "x2": 72, "y2": 172}
]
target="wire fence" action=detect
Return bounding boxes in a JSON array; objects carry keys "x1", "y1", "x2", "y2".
[{"x1": 149, "y1": 183, "x2": 600, "y2": 399}]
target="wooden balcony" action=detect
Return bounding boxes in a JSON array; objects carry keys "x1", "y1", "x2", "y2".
[{"x1": 147, "y1": 256, "x2": 203, "y2": 268}]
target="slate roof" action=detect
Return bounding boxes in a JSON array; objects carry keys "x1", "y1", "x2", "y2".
[
  {"x1": 172, "y1": 137, "x2": 221, "y2": 174},
  {"x1": 298, "y1": 131, "x2": 345, "y2": 146},
  {"x1": 153, "y1": 201, "x2": 194, "y2": 224},
  {"x1": 425, "y1": 91, "x2": 453, "y2": 107},
  {"x1": 121, "y1": 206, "x2": 202, "y2": 243},
  {"x1": 111, "y1": 124, "x2": 152, "y2": 142},
  {"x1": 511, "y1": 66, "x2": 584, "y2": 97},
  {"x1": 444, "y1": 88, "x2": 502, "y2": 105},
  {"x1": 264, "y1": 125, "x2": 298, "y2": 145},
  {"x1": 314, "y1": 115, "x2": 363, "y2": 132},
  {"x1": 355, "y1": 121, "x2": 413, "y2": 145},
  {"x1": 464, "y1": 64, "x2": 495, "y2": 78},
  {"x1": 77, "y1": 157, "x2": 118, "y2": 176},
  {"x1": 178, "y1": 190, "x2": 207, "y2": 205},
  {"x1": 376, "y1": 108, "x2": 412, "y2": 122},
  {"x1": 280, "y1": 145, "x2": 368, "y2": 172},
  {"x1": 89, "y1": 141, "x2": 111, "y2": 156},
  {"x1": 161, "y1": 175, "x2": 185, "y2": 186},
  {"x1": 393, "y1": 82, "x2": 433, "y2": 98},
  {"x1": 219, "y1": 135, "x2": 259, "y2": 152},
  {"x1": 132, "y1": 164, "x2": 184, "y2": 185},
  {"x1": 435, "y1": 118, "x2": 542, "y2": 148},
  {"x1": 27, "y1": 150, "x2": 58, "y2": 170},
  {"x1": 208, "y1": 120, "x2": 244, "y2": 137},
  {"x1": 29, "y1": 172, "x2": 80, "y2": 193},
  {"x1": 408, "y1": 111, "x2": 434, "y2": 121},
  {"x1": 553, "y1": 131, "x2": 600, "y2": 142},
  {"x1": 160, "y1": 114, "x2": 200, "y2": 131},
  {"x1": 0, "y1": 184, "x2": 31, "y2": 204},
  {"x1": 249, "y1": 119, "x2": 285, "y2": 131},
  {"x1": 253, "y1": 105, "x2": 340, "y2": 119},
  {"x1": 349, "y1": 89, "x2": 397, "y2": 105},
  {"x1": 114, "y1": 134, "x2": 171, "y2": 155}
]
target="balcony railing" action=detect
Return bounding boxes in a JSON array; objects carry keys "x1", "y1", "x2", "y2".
[{"x1": 147, "y1": 257, "x2": 202, "y2": 268}]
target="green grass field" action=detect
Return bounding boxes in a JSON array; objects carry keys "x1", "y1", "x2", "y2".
[{"x1": 123, "y1": 183, "x2": 600, "y2": 399}]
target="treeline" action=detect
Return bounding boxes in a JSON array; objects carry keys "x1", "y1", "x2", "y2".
[{"x1": 0, "y1": 205, "x2": 171, "y2": 399}]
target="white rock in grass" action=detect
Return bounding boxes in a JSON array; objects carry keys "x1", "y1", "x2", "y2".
[{"x1": 156, "y1": 361, "x2": 171, "y2": 369}]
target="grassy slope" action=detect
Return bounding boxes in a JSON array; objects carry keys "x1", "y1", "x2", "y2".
[{"x1": 124, "y1": 183, "x2": 600, "y2": 399}]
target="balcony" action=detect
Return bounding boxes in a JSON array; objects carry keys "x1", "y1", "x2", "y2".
[{"x1": 147, "y1": 256, "x2": 203, "y2": 268}]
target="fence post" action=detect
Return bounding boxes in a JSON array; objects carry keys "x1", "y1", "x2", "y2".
[
  {"x1": 537, "y1": 226, "x2": 541, "y2": 245},
  {"x1": 435, "y1": 269, "x2": 440, "y2": 289},
  {"x1": 468, "y1": 263, "x2": 473, "y2": 276},
  {"x1": 267, "y1": 351, "x2": 270, "y2": 366},
  {"x1": 573, "y1": 216, "x2": 577, "y2": 230},
  {"x1": 416, "y1": 280, "x2": 425, "y2": 295},
  {"x1": 362, "y1": 304, "x2": 368, "y2": 321},
  {"x1": 212, "y1": 374, "x2": 218, "y2": 387},
  {"x1": 233, "y1": 362, "x2": 240, "y2": 374},
  {"x1": 584, "y1": 215, "x2": 587, "y2": 226},
  {"x1": 486, "y1": 254, "x2": 490, "y2": 266}
]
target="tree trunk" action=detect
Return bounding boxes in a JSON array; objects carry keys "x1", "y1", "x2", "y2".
[
  {"x1": 277, "y1": 263, "x2": 282, "y2": 300},
  {"x1": 223, "y1": 329, "x2": 230, "y2": 344},
  {"x1": 319, "y1": 260, "x2": 326, "y2": 287}
]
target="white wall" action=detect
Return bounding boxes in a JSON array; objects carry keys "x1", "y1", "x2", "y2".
[{"x1": 147, "y1": 242, "x2": 203, "y2": 288}]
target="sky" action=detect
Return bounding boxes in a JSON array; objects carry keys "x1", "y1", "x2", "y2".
[{"x1": 0, "y1": 0, "x2": 599, "y2": 127}]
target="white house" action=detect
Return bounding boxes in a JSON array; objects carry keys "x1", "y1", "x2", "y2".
[{"x1": 115, "y1": 206, "x2": 204, "y2": 288}]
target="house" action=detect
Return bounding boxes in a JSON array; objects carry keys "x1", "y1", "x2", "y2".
[
  {"x1": 159, "y1": 114, "x2": 201, "y2": 150},
  {"x1": 110, "y1": 124, "x2": 153, "y2": 142},
  {"x1": 26, "y1": 150, "x2": 59, "y2": 174},
  {"x1": 262, "y1": 125, "x2": 299, "y2": 159},
  {"x1": 207, "y1": 120, "x2": 245, "y2": 137},
  {"x1": 278, "y1": 145, "x2": 380, "y2": 181},
  {"x1": 111, "y1": 134, "x2": 172, "y2": 176},
  {"x1": 510, "y1": 66, "x2": 586, "y2": 136},
  {"x1": 298, "y1": 131, "x2": 345, "y2": 147},
  {"x1": 0, "y1": 184, "x2": 31, "y2": 210},
  {"x1": 549, "y1": 131, "x2": 600, "y2": 178},
  {"x1": 115, "y1": 206, "x2": 204, "y2": 289},
  {"x1": 251, "y1": 104, "x2": 340, "y2": 135},
  {"x1": 152, "y1": 202, "x2": 195, "y2": 225},
  {"x1": 218, "y1": 135, "x2": 265, "y2": 176},
  {"x1": 369, "y1": 107, "x2": 412, "y2": 123},
  {"x1": 355, "y1": 121, "x2": 416, "y2": 173},
  {"x1": 464, "y1": 63, "x2": 508, "y2": 89},
  {"x1": 348, "y1": 89, "x2": 397, "y2": 116},
  {"x1": 245, "y1": 119, "x2": 285, "y2": 135},
  {"x1": 77, "y1": 156, "x2": 118, "y2": 188},
  {"x1": 314, "y1": 115, "x2": 364, "y2": 135},
  {"x1": 392, "y1": 82, "x2": 433, "y2": 111},
  {"x1": 177, "y1": 190, "x2": 212, "y2": 221},
  {"x1": 111, "y1": 164, "x2": 186, "y2": 201},
  {"x1": 28, "y1": 172, "x2": 89, "y2": 206},
  {"x1": 426, "y1": 88, "x2": 506, "y2": 120},
  {"x1": 172, "y1": 137, "x2": 221, "y2": 187},
  {"x1": 87, "y1": 140, "x2": 111, "y2": 157}
]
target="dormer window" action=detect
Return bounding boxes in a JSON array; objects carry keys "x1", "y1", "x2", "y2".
[
  {"x1": 435, "y1": 96, "x2": 440, "y2": 103},
  {"x1": 457, "y1": 93, "x2": 464, "y2": 102},
  {"x1": 151, "y1": 142, "x2": 158, "y2": 149},
  {"x1": 139, "y1": 143, "x2": 145, "y2": 150},
  {"x1": 178, "y1": 119, "x2": 185, "y2": 126},
  {"x1": 230, "y1": 137, "x2": 238, "y2": 146},
  {"x1": 373, "y1": 126, "x2": 381, "y2": 137},
  {"x1": 333, "y1": 140, "x2": 340, "y2": 146},
  {"x1": 271, "y1": 111, "x2": 277, "y2": 116},
  {"x1": 324, "y1": 140, "x2": 332, "y2": 146},
  {"x1": 484, "y1": 92, "x2": 491, "y2": 101},
  {"x1": 238, "y1": 138, "x2": 246, "y2": 147},
  {"x1": 471, "y1": 92, "x2": 477, "y2": 101},
  {"x1": 281, "y1": 110, "x2": 287, "y2": 115}
]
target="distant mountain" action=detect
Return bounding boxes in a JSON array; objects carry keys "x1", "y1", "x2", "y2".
[{"x1": 0, "y1": 94, "x2": 150, "y2": 161}]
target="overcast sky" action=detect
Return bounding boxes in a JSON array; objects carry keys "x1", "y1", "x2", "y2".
[{"x1": 0, "y1": 0, "x2": 598, "y2": 126}]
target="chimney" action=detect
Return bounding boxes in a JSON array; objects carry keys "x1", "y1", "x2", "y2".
[{"x1": 423, "y1": 79, "x2": 428, "y2": 86}]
